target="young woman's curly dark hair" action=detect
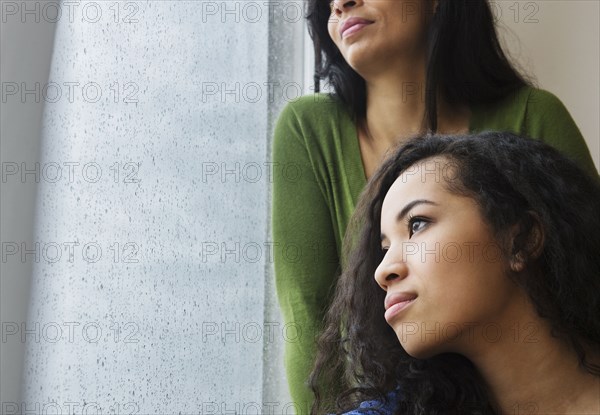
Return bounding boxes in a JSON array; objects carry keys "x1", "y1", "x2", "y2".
[
  {"x1": 306, "y1": 0, "x2": 530, "y2": 132},
  {"x1": 309, "y1": 132, "x2": 600, "y2": 414}
]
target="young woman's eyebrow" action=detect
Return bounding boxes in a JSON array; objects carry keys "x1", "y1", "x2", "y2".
[{"x1": 380, "y1": 199, "x2": 438, "y2": 241}]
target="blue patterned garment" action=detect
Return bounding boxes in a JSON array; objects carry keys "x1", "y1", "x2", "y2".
[{"x1": 340, "y1": 389, "x2": 400, "y2": 415}]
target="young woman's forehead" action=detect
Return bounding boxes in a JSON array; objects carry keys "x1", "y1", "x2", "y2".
[{"x1": 397, "y1": 156, "x2": 458, "y2": 186}]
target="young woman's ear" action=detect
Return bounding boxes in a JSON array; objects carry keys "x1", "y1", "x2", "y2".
[{"x1": 509, "y1": 211, "x2": 545, "y2": 273}]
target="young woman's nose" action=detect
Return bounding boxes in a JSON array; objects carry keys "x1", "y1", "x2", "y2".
[{"x1": 374, "y1": 252, "x2": 409, "y2": 291}]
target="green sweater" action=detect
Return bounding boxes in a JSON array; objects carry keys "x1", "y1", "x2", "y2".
[{"x1": 271, "y1": 86, "x2": 597, "y2": 413}]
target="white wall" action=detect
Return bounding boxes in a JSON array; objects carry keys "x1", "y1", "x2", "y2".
[
  {"x1": 1, "y1": 4, "x2": 57, "y2": 409},
  {"x1": 495, "y1": 0, "x2": 599, "y2": 169}
]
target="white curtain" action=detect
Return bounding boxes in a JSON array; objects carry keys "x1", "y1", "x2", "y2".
[{"x1": 6, "y1": 1, "x2": 306, "y2": 413}]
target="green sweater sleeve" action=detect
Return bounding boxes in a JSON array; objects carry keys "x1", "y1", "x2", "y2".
[
  {"x1": 472, "y1": 87, "x2": 598, "y2": 177},
  {"x1": 523, "y1": 89, "x2": 598, "y2": 177},
  {"x1": 272, "y1": 100, "x2": 341, "y2": 413}
]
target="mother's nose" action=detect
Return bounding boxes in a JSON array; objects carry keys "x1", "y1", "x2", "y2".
[{"x1": 331, "y1": 0, "x2": 361, "y2": 16}]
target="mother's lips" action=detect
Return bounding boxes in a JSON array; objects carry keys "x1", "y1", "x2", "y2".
[
  {"x1": 384, "y1": 292, "x2": 418, "y2": 310},
  {"x1": 339, "y1": 17, "x2": 374, "y2": 38}
]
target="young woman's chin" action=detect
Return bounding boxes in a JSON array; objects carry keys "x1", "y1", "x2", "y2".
[
  {"x1": 398, "y1": 338, "x2": 441, "y2": 360},
  {"x1": 392, "y1": 321, "x2": 463, "y2": 360}
]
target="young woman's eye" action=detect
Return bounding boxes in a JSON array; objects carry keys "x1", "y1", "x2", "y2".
[{"x1": 408, "y1": 216, "x2": 429, "y2": 237}]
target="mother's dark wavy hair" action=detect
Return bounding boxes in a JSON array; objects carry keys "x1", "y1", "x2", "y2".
[
  {"x1": 309, "y1": 132, "x2": 600, "y2": 414},
  {"x1": 306, "y1": 0, "x2": 530, "y2": 132}
]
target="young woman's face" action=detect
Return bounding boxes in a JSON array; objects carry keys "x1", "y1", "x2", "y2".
[
  {"x1": 375, "y1": 157, "x2": 521, "y2": 359},
  {"x1": 327, "y1": 0, "x2": 434, "y2": 77}
]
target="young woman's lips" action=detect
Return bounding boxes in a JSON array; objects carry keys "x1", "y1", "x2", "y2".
[
  {"x1": 384, "y1": 293, "x2": 417, "y2": 322},
  {"x1": 340, "y1": 18, "x2": 373, "y2": 39}
]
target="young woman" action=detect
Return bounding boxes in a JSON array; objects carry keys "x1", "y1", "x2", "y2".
[
  {"x1": 271, "y1": 1, "x2": 598, "y2": 409},
  {"x1": 310, "y1": 132, "x2": 600, "y2": 414}
]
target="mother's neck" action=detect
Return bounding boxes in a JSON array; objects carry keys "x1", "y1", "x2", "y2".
[{"x1": 361, "y1": 57, "x2": 469, "y2": 147}]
